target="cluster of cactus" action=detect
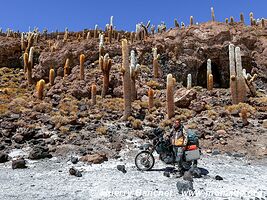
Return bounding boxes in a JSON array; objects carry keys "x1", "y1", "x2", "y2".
[
  {"x1": 100, "y1": 53, "x2": 112, "y2": 97},
  {"x1": 207, "y1": 59, "x2": 213, "y2": 91},
  {"x1": 23, "y1": 47, "x2": 34, "y2": 85},
  {"x1": 135, "y1": 21, "x2": 150, "y2": 41},
  {"x1": 242, "y1": 69, "x2": 257, "y2": 96},
  {"x1": 152, "y1": 48, "x2": 160, "y2": 78},
  {"x1": 157, "y1": 22, "x2": 167, "y2": 33},
  {"x1": 166, "y1": 74, "x2": 175, "y2": 119},
  {"x1": 229, "y1": 44, "x2": 247, "y2": 104},
  {"x1": 250, "y1": 12, "x2": 256, "y2": 26}
]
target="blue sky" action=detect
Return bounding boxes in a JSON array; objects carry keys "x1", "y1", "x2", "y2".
[{"x1": 0, "y1": 0, "x2": 266, "y2": 32}]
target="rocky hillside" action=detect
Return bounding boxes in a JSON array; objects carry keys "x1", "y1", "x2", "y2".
[{"x1": 0, "y1": 19, "x2": 266, "y2": 162}]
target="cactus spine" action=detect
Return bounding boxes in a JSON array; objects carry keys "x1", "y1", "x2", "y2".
[
  {"x1": 91, "y1": 83, "x2": 97, "y2": 105},
  {"x1": 49, "y1": 69, "x2": 55, "y2": 86},
  {"x1": 64, "y1": 58, "x2": 70, "y2": 78},
  {"x1": 190, "y1": 16, "x2": 194, "y2": 26},
  {"x1": 100, "y1": 54, "x2": 112, "y2": 97},
  {"x1": 36, "y1": 79, "x2": 45, "y2": 100},
  {"x1": 166, "y1": 74, "x2": 175, "y2": 119},
  {"x1": 187, "y1": 74, "x2": 192, "y2": 89},
  {"x1": 121, "y1": 39, "x2": 131, "y2": 120},
  {"x1": 152, "y1": 48, "x2": 160, "y2": 78},
  {"x1": 80, "y1": 54, "x2": 85, "y2": 80},
  {"x1": 229, "y1": 44, "x2": 247, "y2": 104},
  {"x1": 130, "y1": 50, "x2": 140, "y2": 101},
  {"x1": 211, "y1": 7, "x2": 215, "y2": 22},
  {"x1": 208, "y1": 74, "x2": 213, "y2": 91},
  {"x1": 148, "y1": 88, "x2": 154, "y2": 110}
]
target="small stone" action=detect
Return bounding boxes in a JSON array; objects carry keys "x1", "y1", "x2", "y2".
[
  {"x1": 117, "y1": 165, "x2": 127, "y2": 173},
  {"x1": 176, "y1": 180, "x2": 194, "y2": 194},
  {"x1": 69, "y1": 167, "x2": 82, "y2": 177},
  {"x1": 216, "y1": 130, "x2": 227, "y2": 135},
  {"x1": 12, "y1": 158, "x2": 27, "y2": 169},
  {"x1": 215, "y1": 175, "x2": 223, "y2": 180},
  {"x1": 163, "y1": 171, "x2": 170, "y2": 177},
  {"x1": 212, "y1": 149, "x2": 220, "y2": 155},
  {"x1": 183, "y1": 171, "x2": 193, "y2": 181},
  {"x1": 71, "y1": 156, "x2": 79, "y2": 164}
]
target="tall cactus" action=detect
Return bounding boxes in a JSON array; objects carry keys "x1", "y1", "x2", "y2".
[
  {"x1": 211, "y1": 7, "x2": 215, "y2": 22},
  {"x1": 230, "y1": 16, "x2": 234, "y2": 23},
  {"x1": 26, "y1": 47, "x2": 34, "y2": 85},
  {"x1": 166, "y1": 74, "x2": 175, "y2": 119},
  {"x1": 130, "y1": 50, "x2": 140, "y2": 101},
  {"x1": 190, "y1": 16, "x2": 194, "y2": 26},
  {"x1": 36, "y1": 79, "x2": 45, "y2": 100},
  {"x1": 229, "y1": 44, "x2": 247, "y2": 104},
  {"x1": 108, "y1": 16, "x2": 113, "y2": 43},
  {"x1": 207, "y1": 59, "x2": 212, "y2": 89},
  {"x1": 64, "y1": 58, "x2": 70, "y2": 78},
  {"x1": 261, "y1": 18, "x2": 265, "y2": 28},
  {"x1": 94, "y1": 24, "x2": 98, "y2": 38},
  {"x1": 99, "y1": 34, "x2": 104, "y2": 59},
  {"x1": 250, "y1": 12, "x2": 254, "y2": 26},
  {"x1": 23, "y1": 52, "x2": 29, "y2": 78},
  {"x1": 187, "y1": 74, "x2": 192, "y2": 89},
  {"x1": 121, "y1": 39, "x2": 131, "y2": 120},
  {"x1": 240, "y1": 13, "x2": 244, "y2": 23},
  {"x1": 208, "y1": 74, "x2": 213, "y2": 91},
  {"x1": 100, "y1": 54, "x2": 112, "y2": 97},
  {"x1": 49, "y1": 69, "x2": 55, "y2": 86},
  {"x1": 91, "y1": 83, "x2": 97, "y2": 105},
  {"x1": 152, "y1": 48, "x2": 160, "y2": 78},
  {"x1": 148, "y1": 88, "x2": 154, "y2": 111},
  {"x1": 80, "y1": 54, "x2": 85, "y2": 80}
]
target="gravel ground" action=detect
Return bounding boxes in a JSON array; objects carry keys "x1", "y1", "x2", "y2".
[{"x1": 0, "y1": 148, "x2": 266, "y2": 200}]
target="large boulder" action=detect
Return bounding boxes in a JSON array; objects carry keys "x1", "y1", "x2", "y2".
[
  {"x1": 174, "y1": 88, "x2": 197, "y2": 108},
  {"x1": 29, "y1": 146, "x2": 52, "y2": 160}
]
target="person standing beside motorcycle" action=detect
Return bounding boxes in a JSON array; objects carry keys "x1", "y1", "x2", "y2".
[{"x1": 170, "y1": 120, "x2": 188, "y2": 176}]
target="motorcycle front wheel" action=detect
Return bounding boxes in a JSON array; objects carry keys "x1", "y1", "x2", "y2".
[{"x1": 135, "y1": 151, "x2": 155, "y2": 171}]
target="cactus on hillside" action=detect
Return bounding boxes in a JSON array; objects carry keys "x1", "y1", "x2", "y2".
[
  {"x1": 250, "y1": 12, "x2": 254, "y2": 26},
  {"x1": 229, "y1": 44, "x2": 247, "y2": 104},
  {"x1": 100, "y1": 53, "x2": 112, "y2": 97},
  {"x1": 211, "y1": 7, "x2": 215, "y2": 22},
  {"x1": 80, "y1": 54, "x2": 85, "y2": 80},
  {"x1": 91, "y1": 83, "x2": 97, "y2": 105},
  {"x1": 121, "y1": 39, "x2": 131, "y2": 120},
  {"x1": 207, "y1": 59, "x2": 212, "y2": 89},
  {"x1": 36, "y1": 79, "x2": 45, "y2": 100},
  {"x1": 130, "y1": 50, "x2": 140, "y2": 101},
  {"x1": 240, "y1": 13, "x2": 244, "y2": 23},
  {"x1": 230, "y1": 16, "x2": 234, "y2": 23},
  {"x1": 187, "y1": 74, "x2": 192, "y2": 89},
  {"x1": 99, "y1": 34, "x2": 104, "y2": 58},
  {"x1": 148, "y1": 88, "x2": 154, "y2": 110},
  {"x1": 190, "y1": 16, "x2": 194, "y2": 26},
  {"x1": 64, "y1": 58, "x2": 70, "y2": 78},
  {"x1": 243, "y1": 69, "x2": 257, "y2": 97},
  {"x1": 225, "y1": 18, "x2": 229, "y2": 23},
  {"x1": 152, "y1": 48, "x2": 160, "y2": 78},
  {"x1": 166, "y1": 74, "x2": 175, "y2": 119},
  {"x1": 49, "y1": 68, "x2": 55, "y2": 86},
  {"x1": 26, "y1": 33, "x2": 34, "y2": 54},
  {"x1": 63, "y1": 28, "x2": 68, "y2": 42},
  {"x1": 94, "y1": 25, "x2": 98, "y2": 38},
  {"x1": 21, "y1": 32, "x2": 25, "y2": 51},
  {"x1": 23, "y1": 52, "x2": 29, "y2": 77},
  {"x1": 208, "y1": 74, "x2": 213, "y2": 91},
  {"x1": 174, "y1": 19, "x2": 180, "y2": 28},
  {"x1": 108, "y1": 16, "x2": 113, "y2": 43},
  {"x1": 261, "y1": 18, "x2": 265, "y2": 28}
]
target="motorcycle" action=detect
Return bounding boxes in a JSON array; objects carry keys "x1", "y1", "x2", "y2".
[{"x1": 135, "y1": 130, "x2": 200, "y2": 171}]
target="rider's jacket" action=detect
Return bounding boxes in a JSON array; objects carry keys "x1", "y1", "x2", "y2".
[{"x1": 170, "y1": 125, "x2": 188, "y2": 147}]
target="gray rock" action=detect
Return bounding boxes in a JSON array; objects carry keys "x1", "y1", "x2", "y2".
[
  {"x1": 29, "y1": 146, "x2": 52, "y2": 160},
  {"x1": 71, "y1": 156, "x2": 79, "y2": 164},
  {"x1": 117, "y1": 165, "x2": 127, "y2": 173},
  {"x1": 176, "y1": 180, "x2": 194, "y2": 194},
  {"x1": 183, "y1": 171, "x2": 193, "y2": 181},
  {"x1": 69, "y1": 167, "x2": 82, "y2": 177},
  {"x1": 215, "y1": 175, "x2": 223, "y2": 180}
]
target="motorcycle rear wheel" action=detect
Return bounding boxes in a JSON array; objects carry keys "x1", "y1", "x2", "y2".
[{"x1": 135, "y1": 151, "x2": 155, "y2": 171}]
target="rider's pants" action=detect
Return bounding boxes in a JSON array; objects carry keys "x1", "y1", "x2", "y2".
[{"x1": 173, "y1": 146, "x2": 183, "y2": 168}]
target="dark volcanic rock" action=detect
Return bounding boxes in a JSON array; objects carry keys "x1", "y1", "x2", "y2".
[
  {"x1": 0, "y1": 152, "x2": 9, "y2": 163},
  {"x1": 12, "y1": 158, "x2": 27, "y2": 169},
  {"x1": 69, "y1": 167, "x2": 82, "y2": 177},
  {"x1": 29, "y1": 146, "x2": 52, "y2": 160},
  {"x1": 117, "y1": 165, "x2": 127, "y2": 173}
]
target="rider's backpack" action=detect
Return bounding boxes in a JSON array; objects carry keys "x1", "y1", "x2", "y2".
[{"x1": 187, "y1": 129, "x2": 199, "y2": 146}]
